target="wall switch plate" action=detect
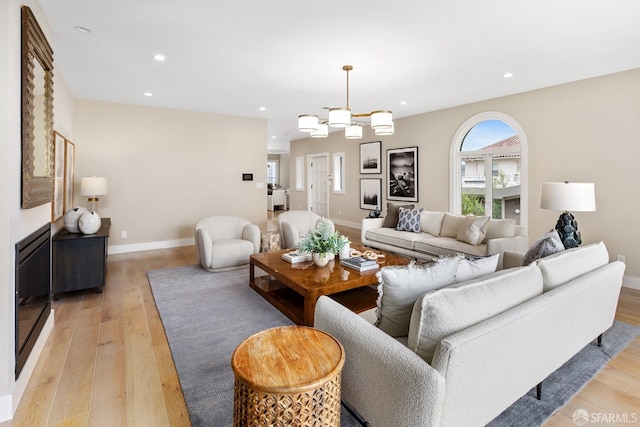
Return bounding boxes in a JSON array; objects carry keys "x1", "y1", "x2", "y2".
[
  {"x1": 617, "y1": 254, "x2": 625, "y2": 263},
  {"x1": 121, "y1": 231, "x2": 127, "y2": 239}
]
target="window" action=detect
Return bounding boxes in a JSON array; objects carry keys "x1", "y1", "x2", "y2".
[
  {"x1": 333, "y1": 152, "x2": 345, "y2": 194},
  {"x1": 295, "y1": 157, "x2": 304, "y2": 191},
  {"x1": 266, "y1": 161, "x2": 277, "y2": 186},
  {"x1": 450, "y1": 112, "x2": 527, "y2": 226}
]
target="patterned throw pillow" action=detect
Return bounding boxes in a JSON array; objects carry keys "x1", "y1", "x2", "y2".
[{"x1": 396, "y1": 207, "x2": 423, "y2": 233}]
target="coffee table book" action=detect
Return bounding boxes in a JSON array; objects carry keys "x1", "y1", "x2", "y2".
[
  {"x1": 341, "y1": 256, "x2": 379, "y2": 272},
  {"x1": 282, "y1": 251, "x2": 312, "y2": 263}
]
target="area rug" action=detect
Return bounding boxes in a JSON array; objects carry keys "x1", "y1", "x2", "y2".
[{"x1": 148, "y1": 265, "x2": 639, "y2": 427}]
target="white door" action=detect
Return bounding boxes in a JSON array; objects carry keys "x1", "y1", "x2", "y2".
[{"x1": 308, "y1": 154, "x2": 329, "y2": 217}]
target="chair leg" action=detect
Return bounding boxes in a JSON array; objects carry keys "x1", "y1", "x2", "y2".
[{"x1": 536, "y1": 382, "x2": 542, "y2": 400}]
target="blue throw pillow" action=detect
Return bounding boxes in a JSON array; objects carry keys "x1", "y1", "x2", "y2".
[{"x1": 396, "y1": 207, "x2": 423, "y2": 233}]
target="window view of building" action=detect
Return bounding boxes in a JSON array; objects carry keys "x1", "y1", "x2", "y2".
[{"x1": 459, "y1": 120, "x2": 521, "y2": 223}]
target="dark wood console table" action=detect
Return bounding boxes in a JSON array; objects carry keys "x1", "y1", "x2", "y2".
[{"x1": 53, "y1": 217, "x2": 111, "y2": 299}]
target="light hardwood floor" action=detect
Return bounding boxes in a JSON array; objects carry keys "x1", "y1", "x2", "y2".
[{"x1": 3, "y1": 217, "x2": 639, "y2": 426}]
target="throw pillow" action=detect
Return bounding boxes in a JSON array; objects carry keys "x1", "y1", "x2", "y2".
[
  {"x1": 375, "y1": 256, "x2": 460, "y2": 337},
  {"x1": 382, "y1": 202, "x2": 414, "y2": 228},
  {"x1": 408, "y1": 263, "x2": 544, "y2": 364},
  {"x1": 521, "y1": 229, "x2": 564, "y2": 266},
  {"x1": 537, "y1": 241, "x2": 609, "y2": 291},
  {"x1": 440, "y1": 213, "x2": 465, "y2": 238},
  {"x1": 482, "y1": 218, "x2": 517, "y2": 243},
  {"x1": 455, "y1": 253, "x2": 500, "y2": 283},
  {"x1": 396, "y1": 207, "x2": 424, "y2": 233},
  {"x1": 420, "y1": 211, "x2": 445, "y2": 236},
  {"x1": 456, "y1": 216, "x2": 490, "y2": 245}
]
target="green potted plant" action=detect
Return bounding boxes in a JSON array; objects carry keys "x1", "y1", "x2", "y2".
[{"x1": 297, "y1": 220, "x2": 349, "y2": 267}]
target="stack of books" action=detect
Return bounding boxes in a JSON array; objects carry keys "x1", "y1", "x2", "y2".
[
  {"x1": 340, "y1": 256, "x2": 379, "y2": 272},
  {"x1": 281, "y1": 251, "x2": 312, "y2": 263}
]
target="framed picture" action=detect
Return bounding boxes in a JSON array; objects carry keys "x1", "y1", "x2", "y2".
[
  {"x1": 360, "y1": 178, "x2": 382, "y2": 210},
  {"x1": 52, "y1": 131, "x2": 65, "y2": 221},
  {"x1": 360, "y1": 141, "x2": 381, "y2": 174},
  {"x1": 387, "y1": 146, "x2": 418, "y2": 202},
  {"x1": 64, "y1": 138, "x2": 76, "y2": 212}
]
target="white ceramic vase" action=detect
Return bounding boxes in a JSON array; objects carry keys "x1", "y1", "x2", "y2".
[
  {"x1": 63, "y1": 207, "x2": 89, "y2": 233},
  {"x1": 312, "y1": 252, "x2": 331, "y2": 267},
  {"x1": 79, "y1": 211, "x2": 102, "y2": 234}
]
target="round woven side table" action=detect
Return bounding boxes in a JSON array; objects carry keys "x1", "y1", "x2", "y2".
[{"x1": 231, "y1": 325, "x2": 345, "y2": 427}]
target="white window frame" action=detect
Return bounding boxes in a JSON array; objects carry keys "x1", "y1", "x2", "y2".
[
  {"x1": 449, "y1": 111, "x2": 528, "y2": 229},
  {"x1": 333, "y1": 152, "x2": 345, "y2": 194},
  {"x1": 295, "y1": 156, "x2": 304, "y2": 191}
]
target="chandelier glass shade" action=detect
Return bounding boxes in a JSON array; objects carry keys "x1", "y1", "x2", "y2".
[{"x1": 297, "y1": 65, "x2": 393, "y2": 139}]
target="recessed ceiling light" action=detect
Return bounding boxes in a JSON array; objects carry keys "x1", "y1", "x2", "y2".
[
  {"x1": 154, "y1": 54, "x2": 166, "y2": 61},
  {"x1": 259, "y1": 107, "x2": 266, "y2": 111},
  {"x1": 74, "y1": 25, "x2": 92, "y2": 33},
  {"x1": 504, "y1": 72, "x2": 514, "y2": 78},
  {"x1": 271, "y1": 135, "x2": 276, "y2": 139},
  {"x1": 144, "y1": 92, "x2": 153, "y2": 97},
  {"x1": 400, "y1": 101, "x2": 407, "y2": 105}
]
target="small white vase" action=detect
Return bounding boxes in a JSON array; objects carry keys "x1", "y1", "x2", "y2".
[
  {"x1": 312, "y1": 252, "x2": 331, "y2": 267},
  {"x1": 63, "y1": 207, "x2": 89, "y2": 233},
  {"x1": 79, "y1": 211, "x2": 102, "y2": 234}
]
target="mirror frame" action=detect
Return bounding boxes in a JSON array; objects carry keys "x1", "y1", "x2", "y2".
[{"x1": 21, "y1": 6, "x2": 55, "y2": 209}]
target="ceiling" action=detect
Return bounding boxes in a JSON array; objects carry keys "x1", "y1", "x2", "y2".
[{"x1": 39, "y1": 0, "x2": 640, "y2": 154}]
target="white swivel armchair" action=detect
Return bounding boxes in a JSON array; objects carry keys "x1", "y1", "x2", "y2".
[
  {"x1": 278, "y1": 210, "x2": 334, "y2": 249},
  {"x1": 195, "y1": 216, "x2": 260, "y2": 272}
]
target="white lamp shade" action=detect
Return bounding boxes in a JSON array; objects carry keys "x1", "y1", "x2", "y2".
[
  {"x1": 298, "y1": 114, "x2": 319, "y2": 132},
  {"x1": 345, "y1": 125, "x2": 362, "y2": 139},
  {"x1": 375, "y1": 122, "x2": 394, "y2": 135},
  {"x1": 310, "y1": 123, "x2": 328, "y2": 138},
  {"x1": 328, "y1": 108, "x2": 351, "y2": 128},
  {"x1": 80, "y1": 177, "x2": 108, "y2": 196},
  {"x1": 540, "y1": 182, "x2": 596, "y2": 212},
  {"x1": 370, "y1": 110, "x2": 393, "y2": 129}
]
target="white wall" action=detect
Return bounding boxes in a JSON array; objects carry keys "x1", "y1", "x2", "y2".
[
  {"x1": 291, "y1": 68, "x2": 640, "y2": 280},
  {"x1": 73, "y1": 100, "x2": 268, "y2": 251}
]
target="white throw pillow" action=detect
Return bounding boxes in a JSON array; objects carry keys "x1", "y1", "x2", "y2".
[
  {"x1": 420, "y1": 211, "x2": 445, "y2": 236},
  {"x1": 456, "y1": 216, "x2": 490, "y2": 245},
  {"x1": 440, "y1": 213, "x2": 465, "y2": 238},
  {"x1": 408, "y1": 263, "x2": 544, "y2": 364},
  {"x1": 375, "y1": 256, "x2": 460, "y2": 337},
  {"x1": 455, "y1": 253, "x2": 500, "y2": 283},
  {"x1": 483, "y1": 218, "x2": 517, "y2": 242},
  {"x1": 537, "y1": 241, "x2": 609, "y2": 291}
]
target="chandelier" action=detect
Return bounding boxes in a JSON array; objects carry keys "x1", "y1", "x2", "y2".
[{"x1": 297, "y1": 65, "x2": 394, "y2": 139}]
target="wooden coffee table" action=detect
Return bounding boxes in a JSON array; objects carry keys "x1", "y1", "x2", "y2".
[{"x1": 249, "y1": 248, "x2": 410, "y2": 326}]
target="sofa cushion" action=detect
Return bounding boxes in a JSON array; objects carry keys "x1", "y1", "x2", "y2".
[
  {"x1": 382, "y1": 202, "x2": 414, "y2": 228},
  {"x1": 414, "y1": 236, "x2": 487, "y2": 258},
  {"x1": 483, "y1": 218, "x2": 517, "y2": 243},
  {"x1": 375, "y1": 256, "x2": 460, "y2": 337},
  {"x1": 456, "y1": 216, "x2": 490, "y2": 245},
  {"x1": 408, "y1": 263, "x2": 544, "y2": 363},
  {"x1": 440, "y1": 213, "x2": 465, "y2": 238},
  {"x1": 420, "y1": 211, "x2": 445, "y2": 236},
  {"x1": 521, "y1": 230, "x2": 564, "y2": 266},
  {"x1": 455, "y1": 253, "x2": 500, "y2": 283},
  {"x1": 396, "y1": 207, "x2": 423, "y2": 233},
  {"x1": 365, "y1": 227, "x2": 424, "y2": 250},
  {"x1": 537, "y1": 241, "x2": 609, "y2": 291}
]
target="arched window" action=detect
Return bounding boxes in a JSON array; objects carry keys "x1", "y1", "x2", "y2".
[{"x1": 450, "y1": 112, "x2": 528, "y2": 227}]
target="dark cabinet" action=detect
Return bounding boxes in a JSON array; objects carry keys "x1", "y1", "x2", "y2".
[{"x1": 53, "y1": 218, "x2": 110, "y2": 298}]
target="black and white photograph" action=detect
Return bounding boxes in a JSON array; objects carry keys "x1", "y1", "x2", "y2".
[
  {"x1": 360, "y1": 178, "x2": 382, "y2": 210},
  {"x1": 360, "y1": 141, "x2": 381, "y2": 174},
  {"x1": 387, "y1": 146, "x2": 418, "y2": 202}
]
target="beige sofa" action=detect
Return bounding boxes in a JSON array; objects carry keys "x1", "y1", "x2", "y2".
[
  {"x1": 361, "y1": 211, "x2": 528, "y2": 269},
  {"x1": 314, "y1": 242, "x2": 625, "y2": 426}
]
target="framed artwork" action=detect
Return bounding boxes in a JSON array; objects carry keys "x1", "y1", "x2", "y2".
[
  {"x1": 387, "y1": 146, "x2": 418, "y2": 202},
  {"x1": 360, "y1": 141, "x2": 381, "y2": 174},
  {"x1": 52, "y1": 131, "x2": 65, "y2": 221},
  {"x1": 63, "y1": 138, "x2": 75, "y2": 212},
  {"x1": 360, "y1": 178, "x2": 382, "y2": 210}
]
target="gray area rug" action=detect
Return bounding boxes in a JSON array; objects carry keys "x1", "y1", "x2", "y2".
[{"x1": 148, "y1": 265, "x2": 639, "y2": 427}]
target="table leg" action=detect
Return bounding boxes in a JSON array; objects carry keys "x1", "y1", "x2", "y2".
[
  {"x1": 303, "y1": 295, "x2": 317, "y2": 326},
  {"x1": 250, "y1": 260, "x2": 255, "y2": 285}
]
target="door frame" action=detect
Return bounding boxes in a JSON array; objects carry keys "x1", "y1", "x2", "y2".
[{"x1": 307, "y1": 152, "x2": 330, "y2": 216}]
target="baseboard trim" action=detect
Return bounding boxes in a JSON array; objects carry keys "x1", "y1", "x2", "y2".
[
  {"x1": 1, "y1": 309, "x2": 55, "y2": 422},
  {"x1": 331, "y1": 218, "x2": 362, "y2": 230},
  {"x1": 623, "y1": 275, "x2": 640, "y2": 290},
  {"x1": 109, "y1": 237, "x2": 195, "y2": 254}
]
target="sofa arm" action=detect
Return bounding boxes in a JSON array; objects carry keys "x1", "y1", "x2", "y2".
[
  {"x1": 314, "y1": 296, "x2": 445, "y2": 427},
  {"x1": 242, "y1": 223, "x2": 261, "y2": 253},
  {"x1": 502, "y1": 251, "x2": 525, "y2": 269},
  {"x1": 487, "y1": 235, "x2": 529, "y2": 269},
  {"x1": 361, "y1": 217, "x2": 385, "y2": 245},
  {"x1": 196, "y1": 228, "x2": 213, "y2": 268},
  {"x1": 279, "y1": 221, "x2": 298, "y2": 249}
]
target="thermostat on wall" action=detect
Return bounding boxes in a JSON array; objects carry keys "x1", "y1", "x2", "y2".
[{"x1": 242, "y1": 173, "x2": 253, "y2": 181}]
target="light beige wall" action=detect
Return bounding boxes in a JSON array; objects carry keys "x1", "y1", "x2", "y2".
[
  {"x1": 292, "y1": 68, "x2": 640, "y2": 279},
  {"x1": 73, "y1": 100, "x2": 268, "y2": 248}
]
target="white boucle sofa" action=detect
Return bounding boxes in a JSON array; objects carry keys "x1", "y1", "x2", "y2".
[
  {"x1": 314, "y1": 242, "x2": 625, "y2": 427},
  {"x1": 361, "y1": 212, "x2": 529, "y2": 269}
]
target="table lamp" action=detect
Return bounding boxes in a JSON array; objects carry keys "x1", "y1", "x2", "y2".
[
  {"x1": 80, "y1": 176, "x2": 108, "y2": 213},
  {"x1": 540, "y1": 181, "x2": 596, "y2": 249}
]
